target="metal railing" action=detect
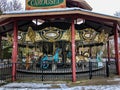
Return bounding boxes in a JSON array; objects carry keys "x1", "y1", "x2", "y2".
[
  {"x1": 0, "y1": 61, "x2": 117, "y2": 82},
  {"x1": 0, "y1": 63, "x2": 12, "y2": 85}
]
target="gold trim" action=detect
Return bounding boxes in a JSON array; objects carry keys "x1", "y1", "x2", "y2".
[
  {"x1": 26, "y1": 27, "x2": 42, "y2": 43},
  {"x1": 27, "y1": 27, "x2": 36, "y2": 43},
  {"x1": 95, "y1": 29, "x2": 108, "y2": 43},
  {"x1": 7, "y1": 33, "x2": 12, "y2": 45},
  {"x1": 40, "y1": 27, "x2": 63, "y2": 42}
]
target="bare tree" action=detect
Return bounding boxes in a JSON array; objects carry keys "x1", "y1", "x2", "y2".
[
  {"x1": 0, "y1": 0, "x2": 8, "y2": 12},
  {"x1": 8, "y1": 0, "x2": 22, "y2": 11},
  {"x1": 0, "y1": 0, "x2": 22, "y2": 12}
]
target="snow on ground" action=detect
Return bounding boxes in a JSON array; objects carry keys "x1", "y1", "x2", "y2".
[{"x1": 1, "y1": 82, "x2": 120, "y2": 90}]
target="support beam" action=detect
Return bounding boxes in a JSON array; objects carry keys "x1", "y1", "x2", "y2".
[
  {"x1": 114, "y1": 22, "x2": 120, "y2": 75},
  {"x1": 0, "y1": 21, "x2": 31, "y2": 35},
  {"x1": 117, "y1": 24, "x2": 120, "y2": 31},
  {"x1": 13, "y1": 13, "x2": 115, "y2": 23},
  {"x1": 71, "y1": 19, "x2": 76, "y2": 82},
  {"x1": 12, "y1": 20, "x2": 18, "y2": 81},
  {"x1": 0, "y1": 18, "x2": 13, "y2": 26},
  {"x1": 75, "y1": 14, "x2": 115, "y2": 24}
]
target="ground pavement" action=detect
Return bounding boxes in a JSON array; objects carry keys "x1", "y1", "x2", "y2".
[{"x1": 1, "y1": 76, "x2": 120, "y2": 90}]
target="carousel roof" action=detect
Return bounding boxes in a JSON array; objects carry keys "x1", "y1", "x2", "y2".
[
  {"x1": 1, "y1": 8, "x2": 120, "y2": 20},
  {"x1": 0, "y1": 8, "x2": 120, "y2": 36},
  {"x1": 62, "y1": 0, "x2": 92, "y2": 10}
]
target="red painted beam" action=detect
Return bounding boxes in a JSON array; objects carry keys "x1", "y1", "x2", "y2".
[
  {"x1": 71, "y1": 19, "x2": 76, "y2": 82},
  {"x1": 0, "y1": 18, "x2": 13, "y2": 26},
  {"x1": 12, "y1": 20, "x2": 18, "y2": 81},
  {"x1": 0, "y1": 21, "x2": 31, "y2": 35},
  {"x1": 14, "y1": 13, "x2": 116, "y2": 25},
  {"x1": 114, "y1": 22, "x2": 120, "y2": 75},
  {"x1": 16, "y1": 14, "x2": 74, "y2": 21},
  {"x1": 75, "y1": 14, "x2": 116, "y2": 24},
  {"x1": 117, "y1": 24, "x2": 120, "y2": 31}
]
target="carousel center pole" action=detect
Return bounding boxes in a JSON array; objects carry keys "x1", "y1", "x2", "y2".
[
  {"x1": 71, "y1": 19, "x2": 76, "y2": 82},
  {"x1": 12, "y1": 20, "x2": 18, "y2": 81}
]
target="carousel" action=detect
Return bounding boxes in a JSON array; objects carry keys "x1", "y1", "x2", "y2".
[
  {"x1": 0, "y1": 0, "x2": 120, "y2": 82},
  {"x1": 7, "y1": 25, "x2": 108, "y2": 72}
]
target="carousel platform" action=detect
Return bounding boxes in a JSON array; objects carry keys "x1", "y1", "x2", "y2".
[{"x1": 16, "y1": 62, "x2": 104, "y2": 74}]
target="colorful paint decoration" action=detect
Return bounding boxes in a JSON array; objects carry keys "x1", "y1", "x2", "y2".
[{"x1": 26, "y1": 0, "x2": 66, "y2": 10}]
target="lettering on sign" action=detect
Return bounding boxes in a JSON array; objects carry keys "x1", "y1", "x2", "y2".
[{"x1": 26, "y1": 0, "x2": 66, "y2": 10}]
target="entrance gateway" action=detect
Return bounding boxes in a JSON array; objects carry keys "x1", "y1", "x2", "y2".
[{"x1": 0, "y1": 0, "x2": 120, "y2": 82}]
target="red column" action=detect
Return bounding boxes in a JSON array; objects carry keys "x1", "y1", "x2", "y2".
[
  {"x1": 71, "y1": 19, "x2": 76, "y2": 82},
  {"x1": 12, "y1": 20, "x2": 18, "y2": 81},
  {"x1": 114, "y1": 23, "x2": 120, "y2": 75},
  {"x1": 107, "y1": 40, "x2": 110, "y2": 63}
]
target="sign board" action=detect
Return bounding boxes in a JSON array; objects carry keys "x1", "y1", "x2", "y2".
[{"x1": 26, "y1": 0, "x2": 66, "y2": 10}]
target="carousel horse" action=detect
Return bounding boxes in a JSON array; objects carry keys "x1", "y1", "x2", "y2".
[
  {"x1": 25, "y1": 54, "x2": 32, "y2": 70},
  {"x1": 21, "y1": 53, "x2": 38, "y2": 70},
  {"x1": 40, "y1": 48, "x2": 61, "y2": 69},
  {"x1": 65, "y1": 50, "x2": 89, "y2": 70},
  {"x1": 76, "y1": 51, "x2": 89, "y2": 70},
  {"x1": 96, "y1": 50, "x2": 103, "y2": 67}
]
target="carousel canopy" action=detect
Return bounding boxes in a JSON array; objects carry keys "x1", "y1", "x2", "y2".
[
  {"x1": 0, "y1": 8, "x2": 120, "y2": 37},
  {"x1": 66, "y1": 0, "x2": 92, "y2": 10}
]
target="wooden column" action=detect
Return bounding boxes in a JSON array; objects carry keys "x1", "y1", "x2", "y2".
[
  {"x1": 114, "y1": 23, "x2": 120, "y2": 75},
  {"x1": 12, "y1": 20, "x2": 18, "y2": 81},
  {"x1": 107, "y1": 40, "x2": 110, "y2": 63},
  {"x1": 71, "y1": 19, "x2": 76, "y2": 82}
]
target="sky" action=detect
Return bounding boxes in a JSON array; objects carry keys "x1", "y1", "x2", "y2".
[
  {"x1": 18, "y1": 0, "x2": 120, "y2": 16},
  {"x1": 86, "y1": 0, "x2": 120, "y2": 16}
]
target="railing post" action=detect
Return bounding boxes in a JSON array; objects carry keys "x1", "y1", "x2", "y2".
[
  {"x1": 106, "y1": 61, "x2": 109, "y2": 77},
  {"x1": 89, "y1": 61, "x2": 92, "y2": 79},
  {"x1": 41, "y1": 60, "x2": 43, "y2": 81}
]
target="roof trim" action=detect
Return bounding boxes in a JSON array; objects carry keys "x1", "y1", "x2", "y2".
[
  {"x1": 0, "y1": 8, "x2": 120, "y2": 26},
  {"x1": 71, "y1": 0, "x2": 92, "y2": 10},
  {"x1": 0, "y1": 8, "x2": 120, "y2": 21}
]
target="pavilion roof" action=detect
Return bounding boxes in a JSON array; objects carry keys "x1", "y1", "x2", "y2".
[
  {"x1": 0, "y1": 8, "x2": 120, "y2": 36},
  {"x1": 0, "y1": 8, "x2": 120, "y2": 23},
  {"x1": 67, "y1": 0, "x2": 92, "y2": 10}
]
